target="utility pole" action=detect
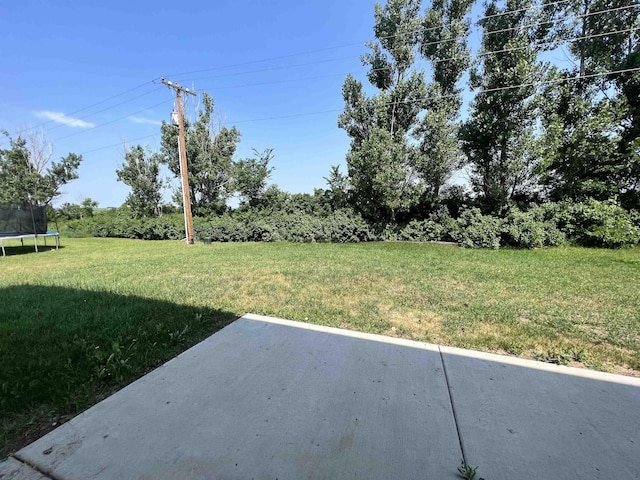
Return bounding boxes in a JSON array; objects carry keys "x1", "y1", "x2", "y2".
[{"x1": 161, "y1": 77, "x2": 196, "y2": 244}]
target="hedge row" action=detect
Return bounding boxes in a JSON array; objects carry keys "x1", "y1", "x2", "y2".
[
  {"x1": 64, "y1": 213, "x2": 185, "y2": 240},
  {"x1": 61, "y1": 199, "x2": 640, "y2": 249},
  {"x1": 194, "y1": 210, "x2": 375, "y2": 243}
]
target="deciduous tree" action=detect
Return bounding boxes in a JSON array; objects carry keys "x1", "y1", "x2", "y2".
[
  {"x1": 234, "y1": 148, "x2": 274, "y2": 207},
  {"x1": 338, "y1": 0, "x2": 426, "y2": 222},
  {"x1": 460, "y1": 0, "x2": 543, "y2": 213},
  {"x1": 116, "y1": 145, "x2": 163, "y2": 218},
  {"x1": 159, "y1": 93, "x2": 240, "y2": 215},
  {"x1": 0, "y1": 130, "x2": 82, "y2": 206},
  {"x1": 414, "y1": 0, "x2": 473, "y2": 207}
]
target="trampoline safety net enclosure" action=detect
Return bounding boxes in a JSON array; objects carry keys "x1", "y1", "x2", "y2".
[{"x1": 0, "y1": 203, "x2": 47, "y2": 236}]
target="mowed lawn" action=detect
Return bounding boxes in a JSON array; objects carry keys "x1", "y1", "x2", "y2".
[{"x1": 1, "y1": 237, "x2": 639, "y2": 455}]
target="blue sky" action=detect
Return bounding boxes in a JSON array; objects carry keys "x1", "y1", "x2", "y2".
[{"x1": 1, "y1": 0, "x2": 489, "y2": 207}]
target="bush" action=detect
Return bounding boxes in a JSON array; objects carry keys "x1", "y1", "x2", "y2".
[
  {"x1": 428, "y1": 207, "x2": 459, "y2": 242},
  {"x1": 453, "y1": 208, "x2": 502, "y2": 249},
  {"x1": 398, "y1": 220, "x2": 444, "y2": 242},
  {"x1": 375, "y1": 223, "x2": 401, "y2": 241},
  {"x1": 70, "y1": 210, "x2": 184, "y2": 240},
  {"x1": 323, "y1": 210, "x2": 375, "y2": 243},
  {"x1": 63, "y1": 198, "x2": 639, "y2": 250},
  {"x1": 501, "y1": 205, "x2": 566, "y2": 249},
  {"x1": 376, "y1": 207, "x2": 457, "y2": 243},
  {"x1": 194, "y1": 216, "x2": 250, "y2": 242},
  {"x1": 193, "y1": 210, "x2": 374, "y2": 244},
  {"x1": 557, "y1": 199, "x2": 640, "y2": 248}
]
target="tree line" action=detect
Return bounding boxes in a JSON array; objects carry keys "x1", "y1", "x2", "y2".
[
  {"x1": 337, "y1": 0, "x2": 639, "y2": 222},
  {"x1": 110, "y1": 0, "x2": 639, "y2": 225},
  {"x1": 1, "y1": 0, "x2": 638, "y2": 246}
]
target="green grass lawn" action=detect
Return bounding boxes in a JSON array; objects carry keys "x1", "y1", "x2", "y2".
[{"x1": 1, "y1": 237, "x2": 639, "y2": 456}]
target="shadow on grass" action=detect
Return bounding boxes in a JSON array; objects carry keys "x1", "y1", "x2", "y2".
[
  {"x1": 0, "y1": 284, "x2": 237, "y2": 458},
  {"x1": 1, "y1": 245, "x2": 65, "y2": 257}
]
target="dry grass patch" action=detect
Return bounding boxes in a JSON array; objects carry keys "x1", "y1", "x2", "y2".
[{"x1": 381, "y1": 307, "x2": 445, "y2": 342}]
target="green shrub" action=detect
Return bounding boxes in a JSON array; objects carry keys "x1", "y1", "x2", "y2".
[
  {"x1": 398, "y1": 220, "x2": 443, "y2": 242},
  {"x1": 323, "y1": 210, "x2": 375, "y2": 243},
  {"x1": 63, "y1": 198, "x2": 639, "y2": 250},
  {"x1": 558, "y1": 199, "x2": 639, "y2": 248},
  {"x1": 60, "y1": 219, "x2": 94, "y2": 237},
  {"x1": 428, "y1": 207, "x2": 459, "y2": 242},
  {"x1": 76, "y1": 210, "x2": 184, "y2": 240},
  {"x1": 193, "y1": 211, "x2": 373, "y2": 244},
  {"x1": 585, "y1": 218, "x2": 640, "y2": 248},
  {"x1": 376, "y1": 223, "x2": 401, "y2": 241},
  {"x1": 453, "y1": 208, "x2": 502, "y2": 249},
  {"x1": 194, "y1": 216, "x2": 249, "y2": 242},
  {"x1": 378, "y1": 207, "x2": 457, "y2": 243},
  {"x1": 501, "y1": 206, "x2": 566, "y2": 249}
]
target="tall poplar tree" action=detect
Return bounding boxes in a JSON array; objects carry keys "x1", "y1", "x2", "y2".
[
  {"x1": 537, "y1": 0, "x2": 638, "y2": 203},
  {"x1": 414, "y1": 0, "x2": 473, "y2": 207},
  {"x1": 460, "y1": 0, "x2": 544, "y2": 213},
  {"x1": 338, "y1": 0, "x2": 426, "y2": 222}
]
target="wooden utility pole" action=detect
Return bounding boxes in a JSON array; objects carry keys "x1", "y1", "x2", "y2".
[{"x1": 161, "y1": 78, "x2": 196, "y2": 244}]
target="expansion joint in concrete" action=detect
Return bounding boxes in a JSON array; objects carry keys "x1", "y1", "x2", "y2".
[
  {"x1": 11, "y1": 454, "x2": 57, "y2": 480},
  {"x1": 439, "y1": 347, "x2": 466, "y2": 464}
]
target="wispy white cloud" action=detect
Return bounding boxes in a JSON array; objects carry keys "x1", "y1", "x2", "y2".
[
  {"x1": 34, "y1": 110, "x2": 95, "y2": 128},
  {"x1": 129, "y1": 116, "x2": 162, "y2": 126}
]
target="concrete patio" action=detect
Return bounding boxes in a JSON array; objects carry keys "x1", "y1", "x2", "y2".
[{"x1": 2, "y1": 314, "x2": 639, "y2": 479}]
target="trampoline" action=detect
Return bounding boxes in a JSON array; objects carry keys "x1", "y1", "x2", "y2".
[{"x1": 0, "y1": 203, "x2": 60, "y2": 257}]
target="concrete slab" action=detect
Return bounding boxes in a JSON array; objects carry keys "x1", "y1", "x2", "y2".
[
  {"x1": 0, "y1": 457, "x2": 51, "y2": 480},
  {"x1": 441, "y1": 346, "x2": 640, "y2": 480},
  {"x1": 16, "y1": 314, "x2": 463, "y2": 479}
]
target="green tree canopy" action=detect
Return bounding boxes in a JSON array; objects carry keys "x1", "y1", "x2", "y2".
[
  {"x1": 234, "y1": 148, "x2": 274, "y2": 207},
  {"x1": 0, "y1": 130, "x2": 82, "y2": 206},
  {"x1": 414, "y1": 0, "x2": 473, "y2": 206},
  {"x1": 116, "y1": 145, "x2": 163, "y2": 218},
  {"x1": 339, "y1": 0, "x2": 426, "y2": 222},
  {"x1": 159, "y1": 93, "x2": 241, "y2": 216},
  {"x1": 460, "y1": 0, "x2": 543, "y2": 213}
]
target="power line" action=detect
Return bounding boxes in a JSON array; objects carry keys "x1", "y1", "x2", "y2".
[
  {"x1": 428, "y1": 26, "x2": 639, "y2": 65},
  {"x1": 47, "y1": 24, "x2": 637, "y2": 145},
  {"x1": 43, "y1": 86, "x2": 165, "y2": 133},
  {"x1": 51, "y1": 99, "x2": 173, "y2": 143},
  {"x1": 478, "y1": 0, "x2": 572, "y2": 22},
  {"x1": 164, "y1": 22, "x2": 454, "y2": 80},
  {"x1": 480, "y1": 65, "x2": 640, "y2": 94},
  {"x1": 485, "y1": 3, "x2": 640, "y2": 36},
  {"x1": 29, "y1": 80, "x2": 156, "y2": 130},
  {"x1": 198, "y1": 71, "x2": 366, "y2": 92},
  {"x1": 75, "y1": 111, "x2": 343, "y2": 155},
  {"x1": 240, "y1": 66, "x2": 640, "y2": 114},
  {"x1": 174, "y1": 55, "x2": 359, "y2": 83},
  {"x1": 164, "y1": 44, "x2": 365, "y2": 79},
  {"x1": 76, "y1": 65, "x2": 640, "y2": 158},
  {"x1": 224, "y1": 109, "x2": 342, "y2": 125},
  {"x1": 176, "y1": 23, "x2": 636, "y2": 85},
  {"x1": 27, "y1": 1, "x2": 633, "y2": 134},
  {"x1": 79, "y1": 133, "x2": 160, "y2": 155},
  {"x1": 22, "y1": 5, "x2": 602, "y2": 130},
  {"x1": 23, "y1": 19, "x2": 465, "y2": 130},
  {"x1": 39, "y1": 12, "x2": 637, "y2": 148},
  {"x1": 175, "y1": 35, "x2": 475, "y2": 84},
  {"x1": 486, "y1": 26, "x2": 637, "y2": 54}
]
